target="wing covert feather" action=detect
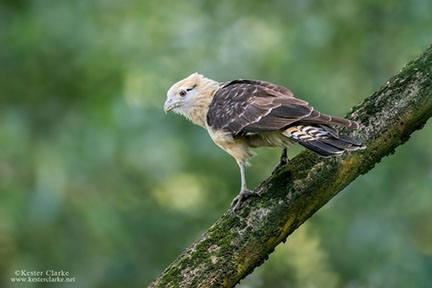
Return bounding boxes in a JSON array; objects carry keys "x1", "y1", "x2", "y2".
[{"x1": 206, "y1": 79, "x2": 359, "y2": 136}]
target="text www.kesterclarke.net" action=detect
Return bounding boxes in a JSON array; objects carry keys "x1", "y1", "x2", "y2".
[{"x1": 10, "y1": 270, "x2": 76, "y2": 284}]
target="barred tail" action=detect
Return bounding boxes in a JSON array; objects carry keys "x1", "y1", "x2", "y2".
[{"x1": 282, "y1": 124, "x2": 365, "y2": 157}]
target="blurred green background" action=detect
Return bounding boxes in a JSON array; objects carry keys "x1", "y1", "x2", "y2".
[{"x1": 1, "y1": 0, "x2": 432, "y2": 287}]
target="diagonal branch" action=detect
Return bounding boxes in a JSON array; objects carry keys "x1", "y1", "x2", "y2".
[{"x1": 150, "y1": 44, "x2": 432, "y2": 288}]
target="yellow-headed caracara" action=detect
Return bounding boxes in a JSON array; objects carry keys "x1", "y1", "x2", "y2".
[{"x1": 164, "y1": 73, "x2": 365, "y2": 210}]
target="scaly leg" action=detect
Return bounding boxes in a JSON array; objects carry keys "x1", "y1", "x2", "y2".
[
  {"x1": 230, "y1": 163, "x2": 260, "y2": 211},
  {"x1": 272, "y1": 148, "x2": 289, "y2": 174}
]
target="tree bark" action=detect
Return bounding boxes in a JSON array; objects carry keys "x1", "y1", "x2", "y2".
[{"x1": 149, "y1": 45, "x2": 432, "y2": 288}]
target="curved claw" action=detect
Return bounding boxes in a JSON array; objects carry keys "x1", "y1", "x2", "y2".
[{"x1": 230, "y1": 189, "x2": 261, "y2": 211}]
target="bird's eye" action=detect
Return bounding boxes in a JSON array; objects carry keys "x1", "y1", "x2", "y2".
[{"x1": 179, "y1": 90, "x2": 187, "y2": 97}]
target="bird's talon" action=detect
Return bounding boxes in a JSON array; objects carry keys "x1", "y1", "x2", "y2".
[
  {"x1": 271, "y1": 162, "x2": 283, "y2": 174},
  {"x1": 230, "y1": 189, "x2": 260, "y2": 211}
]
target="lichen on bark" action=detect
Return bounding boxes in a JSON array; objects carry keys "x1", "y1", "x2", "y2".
[{"x1": 149, "y1": 44, "x2": 432, "y2": 288}]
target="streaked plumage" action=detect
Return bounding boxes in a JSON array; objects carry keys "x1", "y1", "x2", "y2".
[{"x1": 165, "y1": 73, "x2": 365, "y2": 210}]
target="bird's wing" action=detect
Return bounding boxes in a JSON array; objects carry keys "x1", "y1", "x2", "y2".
[{"x1": 207, "y1": 80, "x2": 358, "y2": 136}]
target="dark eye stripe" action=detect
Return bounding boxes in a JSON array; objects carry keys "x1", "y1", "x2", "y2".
[{"x1": 186, "y1": 84, "x2": 197, "y2": 92}]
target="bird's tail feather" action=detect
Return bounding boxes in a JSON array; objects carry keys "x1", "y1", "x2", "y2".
[
  {"x1": 282, "y1": 124, "x2": 365, "y2": 157},
  {"x1": 301, "y1": 111, "x2": 360, "y2": 129}
]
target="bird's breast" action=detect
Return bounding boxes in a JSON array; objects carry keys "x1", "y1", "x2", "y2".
[
  {"x1": 207, "y1": 127, "x2": 256, "y2": 165},
  {"x1": 207, "y1": 127, "x2": 236, "y2": 149}
]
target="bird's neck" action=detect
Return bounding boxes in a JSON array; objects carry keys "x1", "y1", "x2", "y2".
[{"x1": 183, "y1": 79, "x2": 220, "y2": 128}]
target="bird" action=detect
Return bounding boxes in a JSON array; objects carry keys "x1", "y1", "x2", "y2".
[{"x1": 164, "y1": 73, "x2": 365, "y2": 210}]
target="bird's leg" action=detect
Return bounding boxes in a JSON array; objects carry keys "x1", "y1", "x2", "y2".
[
  {"x1": 272, "y1": 148, "x2": 289, "y2": 174},
  {"x1": 230, "y1": 163, "x2": 260, "y2": 211},
  {"x1": 280, "y1": 147, "x2": 288, "y2": 165}
]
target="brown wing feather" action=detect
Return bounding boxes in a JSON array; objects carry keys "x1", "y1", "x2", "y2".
[
  {"x1": 206, "y1": 79, "x2": 359, "y2": 136},
  {"x1": 219, "y1": 79, "x2": 295, "y2": 98}
]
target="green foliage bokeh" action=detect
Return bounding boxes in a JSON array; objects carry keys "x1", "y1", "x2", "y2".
[{"x1": 1, "y1": 1, "x2": 432, "y2": 287}]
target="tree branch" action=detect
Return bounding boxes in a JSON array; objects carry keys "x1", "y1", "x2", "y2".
[{"x1": 149, "y1": 45, "x2": 432, "y2": 288}]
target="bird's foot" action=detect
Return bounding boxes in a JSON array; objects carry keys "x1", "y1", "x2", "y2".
[
  {"x1": 272, "y1": 148, "x2": 289, "y2": 174},
  {"x1": 230, "y1": 189, "x2": 260, "y2": 211}
]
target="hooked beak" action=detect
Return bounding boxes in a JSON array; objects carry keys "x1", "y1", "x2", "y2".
[{"x1": 164, "y1": 99, "x2": 181, "y2": 113}]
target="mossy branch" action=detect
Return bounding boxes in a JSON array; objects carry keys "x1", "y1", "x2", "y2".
[{"x1": 149, "y1": 45, "x2": 432, "y2": 288}]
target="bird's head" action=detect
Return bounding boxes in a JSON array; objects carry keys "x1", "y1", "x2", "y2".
[
  {"x1": 164, "y1": 73, "x2": 220, "y2": 120},
  {"x1": 164, "y1": 73, "x2": 203, "y2": 114}
]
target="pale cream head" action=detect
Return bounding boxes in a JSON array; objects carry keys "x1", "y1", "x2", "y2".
[
  {"x1": 164, "y1": 73, "x2": 204, "y2": 114},
  {"x1": 164, "y1": 73, "x2": 220, "y2": 128}
]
